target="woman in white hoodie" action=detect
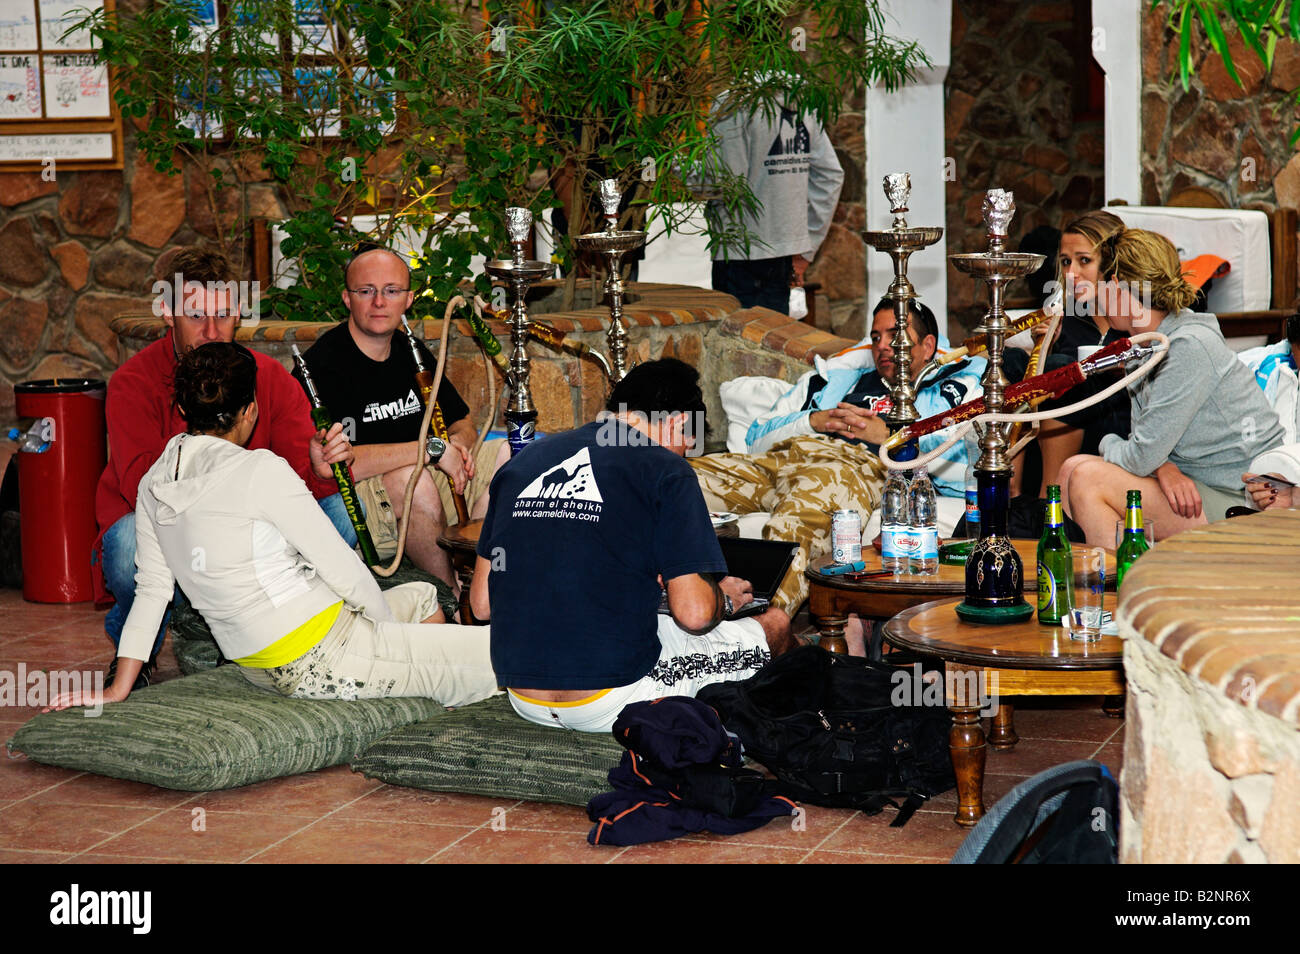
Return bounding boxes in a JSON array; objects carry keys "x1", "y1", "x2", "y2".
[{"x1": 50, "y1": 343, "x2": 499, "y2": 710}]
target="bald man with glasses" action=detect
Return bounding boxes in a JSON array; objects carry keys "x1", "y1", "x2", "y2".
[{"x1": 293, "y1": 247, "x2": 508, "y2": 595}]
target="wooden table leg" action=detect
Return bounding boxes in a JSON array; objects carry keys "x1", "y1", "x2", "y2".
[
  {"x1": 1102, "y1": 691, "x2": 1126, "y2": 718},
  {"x1": 807, "y1": 583, "x2": 848, "y2": 654},
  {"x1": 813, "y1": 612, "x2": 848, "y2": 654},
  {"x1": 988, "y1": 700, "x2": 1018, "y2": 750},
  {"x1": 949, "y1": 704, "x2": 987, "y2": 827}
]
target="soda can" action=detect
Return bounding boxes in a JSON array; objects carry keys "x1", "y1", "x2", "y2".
[{"x1": 830, "y1": 509, "x2": 862, "y2": 564}]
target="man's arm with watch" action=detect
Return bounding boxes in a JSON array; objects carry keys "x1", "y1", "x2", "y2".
[
  {"x1": 664, "y1": 572, "x2": 755, "y2": 634},
  {"x1": 348, "y1": 437, "x2": 469, "y2": 494}
]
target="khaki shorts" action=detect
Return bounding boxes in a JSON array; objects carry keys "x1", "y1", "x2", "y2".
[
  {"x1": 1189, "y1": 477, "x2": 1246, "y2": 523},
  {"x1": 355, "y1": 438, "x2": 505, "y2": 559}
]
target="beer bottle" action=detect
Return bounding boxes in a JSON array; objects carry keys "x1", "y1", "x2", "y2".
[
  {"x1": 1037, "y1": 484, "x2": 1072, "y2": 625},
  {"x1": 1116, "y1": 489, "x2": 1151, "y2": 588},
  {"x1": 291, "y1": 344, "x2": 380, "y2": 567}
]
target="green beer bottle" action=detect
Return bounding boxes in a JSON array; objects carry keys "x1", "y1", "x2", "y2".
[
  {"x1": 1037, "y1": 484, "x2": 1073, "y2": 625},
  {"x1": 1116, "y1": 489, "x2": 1151, "y2": 588}
]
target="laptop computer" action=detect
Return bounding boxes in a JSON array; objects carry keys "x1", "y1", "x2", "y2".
[{"x1": 658, "y1": 537, "x2": 800, "y2": 621}]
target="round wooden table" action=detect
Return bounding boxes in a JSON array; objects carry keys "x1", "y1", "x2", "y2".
[{"x1": 883, "y1": 595, "x2": 1124, "y2": 827}]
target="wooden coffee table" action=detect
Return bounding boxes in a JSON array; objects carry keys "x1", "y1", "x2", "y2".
[
  {"x1": 883, "y1": 595, "x2": 1124, "y2": 827},
  {"x1": 806, "y1": 538, "x2": 1042, "y2": 654}
]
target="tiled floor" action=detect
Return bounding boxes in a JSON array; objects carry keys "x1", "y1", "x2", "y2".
[{"x1": 0, "y1": 587, "x2": 1124, "y2": 864}]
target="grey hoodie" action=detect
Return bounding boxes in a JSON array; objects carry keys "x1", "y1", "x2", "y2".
[
  {"x1": 706, "y1": 97, "x2": 843, "y2": 261},
  {"x1": 119, "y1": 433, "x2": 392, "y2": 663},
  {"x1": 1099, "y1": 311, "x2": 1284, "y2": 490}
]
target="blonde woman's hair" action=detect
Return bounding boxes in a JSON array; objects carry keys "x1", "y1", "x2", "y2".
[{"x1": 1096, "y1": 227, "x2": 1198, "y2": 315}]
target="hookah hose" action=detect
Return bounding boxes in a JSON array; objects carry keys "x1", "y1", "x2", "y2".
[
  {"x1": 878, "y1": 330, "x2": 1170, "y2": 473},
  {"x1": 371, "y1": 294, "x2": 480, "y2": 577}
]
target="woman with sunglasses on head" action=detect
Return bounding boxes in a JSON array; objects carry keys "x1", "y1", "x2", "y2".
[
  {"x1": 1057, "y1": 229, "x2": 1285, "y2": 547},
  {"x1": 49, "y1": 342, "x2": 499, "y2": 711}
]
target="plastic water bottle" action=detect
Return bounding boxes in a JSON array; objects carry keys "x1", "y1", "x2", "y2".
[
  {"x1": 7, "y1": 417, "x2": 52, "y2": 453},
  {"x1": 907, "y1": 465, "x2": 939, "y2": 575},
  {"x1": 880, "y1": 468, "x2": 910, "y2": 573}
]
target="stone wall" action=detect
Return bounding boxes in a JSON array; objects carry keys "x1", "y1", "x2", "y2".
[
  {"x1": 944, "y1": 0, "x2": 1107, "y2": 331},
  {"x1": 1142, "y1": 16, "x2": 1300, "y2": 224},
  {"x1": 0, "y1": 146, "x2": 277, "y2": 425}
]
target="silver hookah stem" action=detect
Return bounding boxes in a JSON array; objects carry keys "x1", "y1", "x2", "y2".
[
  {"x1": 883, "y1": 173, "x2": 918, "y2": 429},
  {"x1": 504, "y1": 206, "x2": 535, "y2": 414},
  {"x1": 599, "y1": 179, "x2": 630, "y2": 383}
]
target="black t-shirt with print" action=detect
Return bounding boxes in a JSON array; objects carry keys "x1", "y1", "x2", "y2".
[
  {"x1": 292, "y1": 322, "x2": 470, "y2": 445},
  {"x1": 477, "y1": 419, "x2": 727, "y2": 690}
]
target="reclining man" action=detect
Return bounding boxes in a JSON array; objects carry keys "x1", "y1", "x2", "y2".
[
  {"x1": 470, "y1": 358, "x2": 795, "y2": 733},
  {"x1": 95, "y1": 247, "x2": 355, "y2": 689},
  {"x1": 691, "y1": 297, "x2": 985, "y2": 614},
  {"x1": 293, "y1": 246, "x2": 509, "y2": 593}
]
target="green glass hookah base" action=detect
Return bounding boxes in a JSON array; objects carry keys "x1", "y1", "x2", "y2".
[{"x1": 953, "y1": 599, "x2": 1036, "y2": 625}]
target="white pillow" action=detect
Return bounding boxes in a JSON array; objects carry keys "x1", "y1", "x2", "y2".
[{"x1": 719, "y1": 376, "x2": 793, "y2": 453}]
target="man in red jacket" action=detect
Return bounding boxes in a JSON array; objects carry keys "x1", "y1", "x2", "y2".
[{"x1": 95, "y1": 247, "x2": 355, "y2": 688}]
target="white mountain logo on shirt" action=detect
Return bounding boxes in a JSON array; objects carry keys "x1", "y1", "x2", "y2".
[
  {"x1": 363, "y1": 389, "x2": 422, "y2": 423},
  {"x1": 517, "y1": 447, "x2": 604, "y2": 502}
]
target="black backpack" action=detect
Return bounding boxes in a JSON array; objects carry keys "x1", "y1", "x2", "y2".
[
  {"x1": 951, "y1": 759, "x2": 1119, "y2": 864},
  {"x1": 697, "y1": 645, "x2": 955, "y2": 825}
]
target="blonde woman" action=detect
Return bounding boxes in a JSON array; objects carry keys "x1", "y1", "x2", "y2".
[{"x1": 1058, "y1": 229, "x2": 1284, "y2": 546}]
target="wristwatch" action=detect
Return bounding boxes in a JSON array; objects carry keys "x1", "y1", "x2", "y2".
[
  {"x1": 722, "y1": 593, "x2": 734, "y2": 618},
  {"x1": 425, "y1": 435, "x2": 447, "y2": 465}
]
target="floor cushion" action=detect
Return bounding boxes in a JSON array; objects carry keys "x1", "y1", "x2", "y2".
[
  {"x1": 353, "y1": 694, "x2": 625, "y2": 806},
  {"x1": 170, "y1": 559, "x2": 458, "y2": 675},
  {"x1": 6, "y1": 665, "x2": 446, "y2": 791}
]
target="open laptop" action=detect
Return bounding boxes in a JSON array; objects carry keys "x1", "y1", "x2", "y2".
[{"x1": 658, "y1": 537, "x2": 800, "y2": 621}]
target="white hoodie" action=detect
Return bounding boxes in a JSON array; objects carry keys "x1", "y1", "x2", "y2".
[{"x1": 119, "y1": 433, "x2": 393, "y2": 663}]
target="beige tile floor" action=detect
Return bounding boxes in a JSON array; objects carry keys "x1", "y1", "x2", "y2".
[{"x1": 0, "y1": 587, "x2": 1124, "y2": 863}]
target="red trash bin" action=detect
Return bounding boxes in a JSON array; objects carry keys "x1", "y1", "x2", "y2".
[{"x1": 13, "y1": 378, "x2": 107, "y2": 603}]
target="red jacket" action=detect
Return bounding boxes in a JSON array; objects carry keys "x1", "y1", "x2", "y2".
[{"x1": 95, "y1": 332, "x2": 336, "y2": 552}]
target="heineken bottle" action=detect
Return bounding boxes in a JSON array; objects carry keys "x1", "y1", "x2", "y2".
[
  {"x1": 1037, "y1": 484, "x2": 1073, "y2": 625},
  {"x1": 1116, "y1": 489, "x2": 1151, "y2": 588},
  {"x1": 291, "y1": 344, "x2": 380, "y2": 567}
]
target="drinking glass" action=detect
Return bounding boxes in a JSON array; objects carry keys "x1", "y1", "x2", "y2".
[{"x1": 1063, "y1": 547, "x2": 1105, "y2": 642}]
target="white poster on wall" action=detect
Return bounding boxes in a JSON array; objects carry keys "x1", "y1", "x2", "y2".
[
  {"x1": 38, "y1": 0, "x2": 100, "y2": 51},
  {"x1": 42, "y1": 51, "x2": 109, "y2": 117},
  {"x1": 0, "y1": 0, "x2": 39, "y2": 51},
  {"x1": 0, "y1": 51, "x2": 41, "y2": 118}
]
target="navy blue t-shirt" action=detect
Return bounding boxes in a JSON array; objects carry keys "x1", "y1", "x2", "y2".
[{"x1": 477, "y1": 418, "x2": 726, "y2": 689}]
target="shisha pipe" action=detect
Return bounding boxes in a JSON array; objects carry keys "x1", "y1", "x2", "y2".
[
  {"x1": 575, "y1": 178, "x2": 647, "y2": 383},
  {"x1": 484, "y1": 207, "x2": 554, "y2": 455},
  {"x1": 862, "y1": 172, "x2": 943, "y2": 436}
]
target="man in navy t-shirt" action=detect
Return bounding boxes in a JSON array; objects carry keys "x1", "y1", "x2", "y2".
[{"x1": 471, "y1": 359, "x2": 794, "y2": 732}]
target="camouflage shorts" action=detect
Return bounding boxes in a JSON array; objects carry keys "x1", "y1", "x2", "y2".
[{"x1": 689, "y1": 434, "x2": 887, "y2": 614}]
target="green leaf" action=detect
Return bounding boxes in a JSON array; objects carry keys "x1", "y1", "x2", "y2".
[{"x1": 1179, "y1": 7, "x2": 1193, "y2": 90}]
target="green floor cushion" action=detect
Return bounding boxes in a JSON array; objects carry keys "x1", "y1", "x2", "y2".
[
  {"x1": 352, "y1": 694, "x2": 626, "y2": 806},
  {"x1": 170, "y1": 559, "x2": 458, "y2": 675},
  {"x1": 6, "y1": 665, "x2": 446, "y2": 791}
]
